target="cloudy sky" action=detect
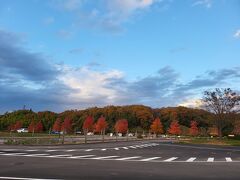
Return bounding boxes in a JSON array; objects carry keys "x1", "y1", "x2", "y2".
[{"x1": 0, "y1": 0, "x2": 239, "y2": 113}]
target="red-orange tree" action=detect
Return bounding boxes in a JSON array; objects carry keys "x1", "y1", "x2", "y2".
[
  {"x1": 168, "y1": 120, "x2": 181, "y2": 135},
  {"x1": 14, "y1": 121, "x2": 22, "y2": 131},
  {"x1": 150, "y1": 117, "x2": 163, "y2": 136},
  {"x1": 61, "y1": 118, "x2": 72, "y2": 134},
  {"x1": 83, "y1": 116, "x2": 94, "y2": 133},
  {"x1": 35, "y1": 121, "x2": 43, "y2": 133},
  {"x1": 189, "y1": 121, "x2": 199, "y2": 136},
  {"x1": 52, "y1": 118, "x2": 61, "y2": 132},
  {"x1": 95, "y1": 116, "x2": 108, "y2": 135},
  {"x1": 115, "y1": 119, "x2": 128, "y2": 134},
  {"x1": 28, "y1": 121, "x2": 35, "y2": 133}
]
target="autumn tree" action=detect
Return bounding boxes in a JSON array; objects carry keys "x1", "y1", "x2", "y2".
[
  {"x1": 202, "y1": 88, "x2": 240, "y2": 137},
  {"x1": 61, "y1": 118, "x2": 72, "y2": 134},
  {"x1": 52, "y1": 118, "x2": 61, "y2": 132},
  {"x1": 28, "y1": 121, "x2": 35, "y2": 135},
  {"x1": 189, "y1": 121, "x2": 199, "y2": 136},
  {"x1": 115, "y1": 119, "x2": 128, "y2": 134},
  {"x1": 168, "y1": 120, "x2": 181, "y2": 135},
  {"x1": 35, "y1": 121, "x2": 43, "y2": 133},
  {"x1": 95, "y1": 116, "x2": 108, "y2": 141},
  {"x1": 83, "y1": 116, "x2": 94, "y2": 133},
  {"x1": 14, "y1": 121, "x2": 22, "y2": 131},
  {"x1": 150, "y1": 117, "x2": 163, "y2": 137}
]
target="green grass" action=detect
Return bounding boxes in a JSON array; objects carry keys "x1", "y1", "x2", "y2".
[{"x1": 179, "y1": 137, "x2": 240, "y2": 146}]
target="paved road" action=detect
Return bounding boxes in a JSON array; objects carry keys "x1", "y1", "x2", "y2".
[{"x1": 0, "y1": 140, "x2": 240, "y2": 179}]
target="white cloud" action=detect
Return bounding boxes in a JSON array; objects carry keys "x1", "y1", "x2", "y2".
[
  {"x1": 178, "y1": 98, "x2": 203, "y2": 108},
  {"x1": 192, "y1": 0, "x2": 212, "y2": 8},
  {"x1": 234, "y1": 29, "x2": 240, "y2": 39},
  {"x1": 52, "y1": 0, "x2": 165, "y2": 33},
  {"x1": 58, "y1": 65, "x2": 124, "y2": 104}
]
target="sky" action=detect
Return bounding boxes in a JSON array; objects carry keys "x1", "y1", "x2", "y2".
[{"x1": 0, "y1": 0, "x2": 239, "y2": 113}]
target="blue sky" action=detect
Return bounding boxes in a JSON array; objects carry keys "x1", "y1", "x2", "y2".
[{"x1": 0, "y1": 0, "x2": 239, "y2": 113}]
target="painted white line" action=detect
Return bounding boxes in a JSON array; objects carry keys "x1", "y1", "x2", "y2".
[
  {"x1": 85, "y1": 149, "x2": 93, "y2": 152},
  {"x1": 207, "y1": 157, "x2": 214, "y2": 162},
  {"x1": 186, "y1": 157, "x2": 197, "y2": 162},
  {"x1": 164, "y1": 157, "x2": 178, "y2": 162},
  {"x1": 101, "y1": 149, "x2": 106, "y2": 151},
  {"x1": 48, "y1": 154, "x2": 72, "y2": 158},
  {"x1": 0, "y1": 177, "x2": 62, "y2": 180},
  {"x1": 123, "y1": 147, "x2": 128, "y2": 150},
  {"x1": 2, "y1": 153, "x2": 26, "y2": 156},
  {"x1": 91, "y1": 156, "x2": 119, "y2": 160},
  {"x1": 66, "y1": 149, "x2": 76, "y2": 152},
  {"x1": 69, "y1": 155, "x2": 95, "y2": 159},
  {"x1": 116, "y1": 156, "x2": 141, "y2": 161},
  {"x1": 226, "y1": 157, "x2": 232, "y2": 162},
  {"x1": 114, "y1": 148, "x2": 119, "y2": 150},
  {"x1": 23, "y1": 154, "x2": 49, "y2": 157},
  {"x1": 26, "y1": 150, "x2": 38, "y2": 152},
  {"x1": 129, "y1": 146, "x2": 137, "y2": 149},
  {"x1": 140, "y1": 157, "x2": 161, "y2": 161},
  {"x1": 45, "y1": 150, "x2": 58, "y2": 152}
]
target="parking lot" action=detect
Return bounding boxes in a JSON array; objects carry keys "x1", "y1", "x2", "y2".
[{"x1": 1, "y1": 140, "x2": 240, "y2": 179}]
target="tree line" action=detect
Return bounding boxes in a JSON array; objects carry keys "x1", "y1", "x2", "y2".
[{"x1": 0, "y1": 88, "x2": 239, "y2": 137}]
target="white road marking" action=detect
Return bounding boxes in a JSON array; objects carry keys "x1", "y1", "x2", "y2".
[
  {"x1": 91, "y1": 156, "x2": 119, "y2": 160},
  {"x1": 207, "y1": 158, "x2": 214, "y2": 162},
  {"x1": 186, "y1": 157, "x2": 197, "y2": 162},
  {"x1": 26, "y1": 150, "x2": 38, "y2": 152},
  {"x1": 85, "y1": 149, "x2": 93, "y2": 152},
  {"x1": 114, "y1": 148, "x2": 119, "y2": 150},
  {"x1": 0, "y1": 177, "x2": 62, "y2": 180},
  {"x1": 23, "y1": 154, "x2": 49, "y2": 157},
  {"x1": 129, "y1": 146, "x2": 137, "y2": 149},
  {"x1": 2, "y1": 153, "x2": 26, "y2": 156},
  {"x1": 45, "y1": 150, "x2": 58, "y2": 152},
  {"x1": 164, "y1": 157, "x2": 178, "y2": 162},
  {"x1": 116, "y1": 156, "x2": 141, "y2": 161},
  {"x1": 48, "y1": 154, "x2": 72, "y2": 158},
  {"x1": 66, "y1": 149, "x2": 76, "y2": 152},
  {"x1": 140, "y1": 157, "x2": 161, "y2": 161},
  {"x1": 69, "y1": 155, "x2": 95, "y2": 159},
  {"x1": 226, "y1": 157, "x2": 232, "y2": 162},
  {"x1": 123, "y1": 147, "x2": 128, "y2": 150},
  {"x1": 101, "y1": 149, "x2": 106, "y2": 151}
]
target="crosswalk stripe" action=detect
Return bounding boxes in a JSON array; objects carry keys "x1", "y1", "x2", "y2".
[
  {"x1": 23, "y1": 154, "x2": 49, "y2": 157},
  {"x1": 226, "y1": 157, "x2": 232, "y2": 162},
  {"x1": 69, "y1": 155, "x2": 95, "y2": 159},
  {"x1": 123, "y1": 147, "x2": 128, "y2": 150},
  {"x1": 101, "y1": 149, "x2": 106, "y2": 151},
  {"x1": 129, "y1": 146, "x2": 137, "y2": 149},
  {"x1": 140, "y1": 157, "x2": 161, "y2": 161},
  {"x1": 186, "y1": 157, "x2": 197, "y2": 162},
  {"x1": 116, "y1": 156, "x2": 141, "y2": 160},
  {"x1": 207, "y1": 158, "x2": 214, "y2": 162},
  {"x1": 164, "y1": 157, "x2": 178, "y2": 162},
  {"x1": 91, "y1": 156, "x2": 119, "y2": 160}
]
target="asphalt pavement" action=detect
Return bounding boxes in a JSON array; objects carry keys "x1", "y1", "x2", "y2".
[{"x1": 0, "y1": 140, "x2": 240, "y2": 180}]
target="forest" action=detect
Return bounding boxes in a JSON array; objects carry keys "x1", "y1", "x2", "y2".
[{"x1": 0, "y1": 105, "x2": 239, "y2": 136}]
